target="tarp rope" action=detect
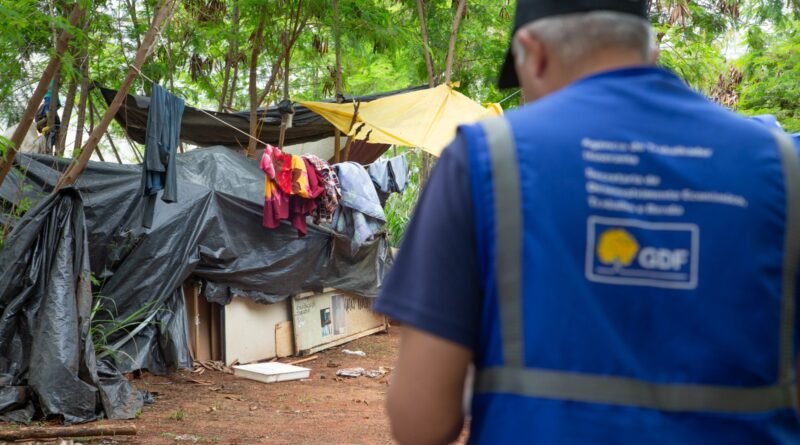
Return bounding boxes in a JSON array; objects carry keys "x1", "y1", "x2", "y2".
[{"x1": 130, "y1": 65, "x2": 271, "y2": 147}]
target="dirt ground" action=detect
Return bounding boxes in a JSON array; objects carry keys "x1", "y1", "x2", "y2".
[{"x1": 0, "y1": 327, "x2": 468, "y2": 445}]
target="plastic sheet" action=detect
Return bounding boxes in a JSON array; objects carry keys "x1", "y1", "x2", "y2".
[
  {"x1": 100, "y1": 85, "x2": 426, "y2": 148},
  {"x1": 0, "y1": 189, "x2": 142, "y2": 424},
  {"x1": 0, "y1": 146, "x2": 391, "y2": 422}
]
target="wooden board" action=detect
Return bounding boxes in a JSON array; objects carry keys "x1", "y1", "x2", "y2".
[
  {"x1": 292, "y1": 292, "x2": 387, "y2": 356},
  {"x1": 275, "y1": 321, "x2": 294, "y2": 358},
  {"x1": 223, "y1": 298, "x2": 291, "y2": 365},
  {"x1": 184, "y1": 280, "x2": 219, "y2": 362},
  {"x1": 233, "y1": 362, "x2": 310, "y2": 384}
]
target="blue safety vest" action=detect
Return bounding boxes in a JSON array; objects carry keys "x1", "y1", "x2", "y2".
[{"x1": 462, "y1": 67, "x2": 800, "y2": 444}]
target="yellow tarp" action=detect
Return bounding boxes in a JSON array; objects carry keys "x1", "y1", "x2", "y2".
[{"x1": 299, "y1": 84, "x2": 502, "y2": 157}]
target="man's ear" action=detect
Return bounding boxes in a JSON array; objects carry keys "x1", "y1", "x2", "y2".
[
  {"x1": 515, "y1": 30, "x2": 547, "y2": 77},
  {"x1": 650, "y1": 46, "x2": 660, "y2": 65}
]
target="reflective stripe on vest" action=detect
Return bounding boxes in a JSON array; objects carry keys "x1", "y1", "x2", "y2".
[{"x1": 475, "y1": 118, "x2": 799, "y2": 413}]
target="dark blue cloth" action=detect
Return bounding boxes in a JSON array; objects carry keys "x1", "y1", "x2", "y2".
[
  {"x1": 142, "y1": 84, "x2": 184, "y2": 203},
  {"x1": 374, "y1": 137, "x2": 480, "y2": 349},
  {"x1": 368, "y1": 154, "x2": 411, "y2": 205}
]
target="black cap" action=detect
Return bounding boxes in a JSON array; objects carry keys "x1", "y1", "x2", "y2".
[{"x1": 498, "y1": 0, "x2": 649, "y2": 89}]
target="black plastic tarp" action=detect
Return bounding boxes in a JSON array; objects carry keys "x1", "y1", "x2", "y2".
[
  {"x1": 0, "y1": 147, "x2": 391, "y2": 423},
  {"x1": 101, "y1": 85, "x2": 426, "y2": 148},
  {"x1": 0, "y1": 188, "x2": 143, "y2": 424}
]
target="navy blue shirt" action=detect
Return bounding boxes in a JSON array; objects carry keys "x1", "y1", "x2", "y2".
[{"x1": 374, "y1": 136, "x2": 481, "y2": 349}]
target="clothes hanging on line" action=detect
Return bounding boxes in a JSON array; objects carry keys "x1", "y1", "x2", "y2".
[
  {"x1": 141, "y1": 83, "x2": 185, "y2": 228},
  {"x1": 334, "y1": 162, "x2": 387, "y2": 253},
  {"x1": 368, "y1": 154, "x2": 409, "y2": 205},
  {"x1": 261, "y1": 145, "x2": 336, "y2": 236},
  {"x1": 303, "y1": 154, "x2": 341, "y2": 224}
]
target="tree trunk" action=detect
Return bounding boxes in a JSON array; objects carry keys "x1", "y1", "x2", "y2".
[
  {"x1": 219, "y1": 1, "x2": 239, "y2": 112},
  {"x1": 88, "y1": 96, "x2": 104, "y2": 162},
  {"x1": 416, "y1": 0, "x2": 437, "y2": 184},
  {"x1": 246, "y1": 5, "x2": 269, "y2": 158},
  {"x1": 227, "y1": 61, "x2": 240, "y2": 110},
  {"x1": 124, "y1": 0, "x2": 144, "y2": 49},
  {"x1": 247, "y1": 0, "x2": 306, "y2": 158},
  {"x1": 256, "y1": 0, "x2": 306, "y2": 106},
  {"x1": 278, "y1": 50, "x2": 292, "y2": 150},
  {"x1": 444, "y1": 0, "x2": 467, "y2": 84},
  {"x1": 46, "y1": 70, "x2": 61, "y2": 155},
  {"x1": 73, "y1": 52, "x2": 90, "y2": 157},
  {"x1": 0, "y1": 4, "x2": 83, "y2": 188},
  {"x1": 57, "y1": 79, "x2": 78, "y2": 157},
  {"x1": 55, "y1": 0, "x2": 176, "y2": 190},
  {"x1": 416, "y1": 0, "x2": 435, "y2": 87},
  {"x1": 333, "y1": 0, "x2": 343, "y2": 163}
]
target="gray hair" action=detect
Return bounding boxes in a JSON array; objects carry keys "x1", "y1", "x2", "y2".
[{"x1": 513, "y1": 11, "x2": 655, "y2": 66}]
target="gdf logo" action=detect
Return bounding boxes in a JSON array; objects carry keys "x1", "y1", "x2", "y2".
[
  {"x1": 597, "y1": 229, "x2": 690, "y2": 272},
  {"x1": 587, "y1": 217, "x2": 699, "y2": 290},
  {"x1": 637, "y1": 247, "x2": 690, "y2": 271}
]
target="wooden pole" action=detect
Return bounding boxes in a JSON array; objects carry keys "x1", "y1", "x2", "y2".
[
  {"x1": 90, "y1": 98, "x2": 124, "y2": 164},
  {"x1": 55, "y1": 0, "x2": 177, "y2": 190},
  {"x1": 0, "y1": 425, "x2": 136, "y2": 442},
  {"x1": 342, "y1": 102, "x2": 361, "y2": 161},
  {"x1": 125, "y1": 133, "x2": 143, "y2": 163},
  {"x1": 0, "y1": 4, "x2": 83, "y2": 188}
]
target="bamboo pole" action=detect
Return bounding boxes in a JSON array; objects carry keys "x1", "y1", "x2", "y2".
[{"x1": 55, "y1": 0, "x2": 177, "y2": 191}]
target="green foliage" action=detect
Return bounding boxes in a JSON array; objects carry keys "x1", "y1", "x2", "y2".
[
  {"x1": 89, "y1": 289, "x2": 166, "y2": 366},
  {"x1": 736, "y1": 22, "x2": 800, "y2": 132},
  {"x1": 384, "y1": 148, "x2": 422, "y2": 247},
  {"x1": 0, "y1": 135, "x2": 10, "y2": 158}
]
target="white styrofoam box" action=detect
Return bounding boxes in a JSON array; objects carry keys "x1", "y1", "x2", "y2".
[{"x1": 233, "y1": 362, "x2": 310, "y2": 384}]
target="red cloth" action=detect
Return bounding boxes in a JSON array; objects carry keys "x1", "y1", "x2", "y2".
[
  {"x1": 261, "y1": 145, "x2": 290, "y2": 229},
  {"x1": 261, "y1": 148, "x2": 325, "y2": 236},
  {"x1": 273, "y1": 150, "x2": 293, "y2": 195},
  {"x1": 304, "y1": 158, "x2": 326, "y2": 199},
  {"x1": 286, "y1": 159, "x2": 326, "y2": 236}
]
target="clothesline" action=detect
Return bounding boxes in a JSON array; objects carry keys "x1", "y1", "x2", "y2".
[
  {"x1": 130, "y1": 65, "x2": 272, "y2": 148},
  {"x1": 499, "y1": 89, "x2": 522, "y2": 105},
  {"x1": 130, "y1": 66, "x2": 408, "y2": 167}
]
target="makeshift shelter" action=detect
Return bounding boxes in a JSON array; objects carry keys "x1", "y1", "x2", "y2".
[
  {"x1": 300, "y1": 84, "x2": 502, "y2": 156},
  {"x1": 0, "y1": 147, "x2": 391, "y2": 423}
]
